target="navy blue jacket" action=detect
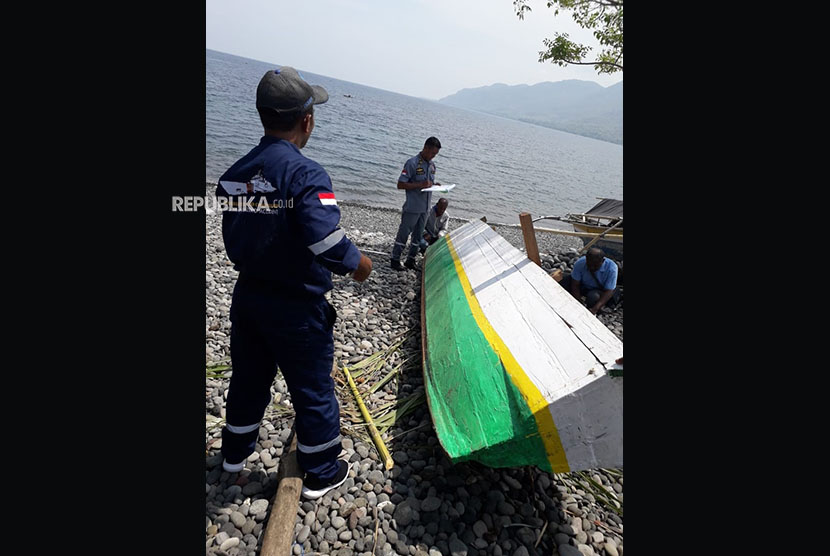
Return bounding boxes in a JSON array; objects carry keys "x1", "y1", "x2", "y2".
[{"x1": 216, "y1": 137, "x2": 360, "y2": 298}]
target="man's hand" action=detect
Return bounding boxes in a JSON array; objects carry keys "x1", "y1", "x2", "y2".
[
  {"x1": 419, "y1": 180, "x2": 433, "y2": 189},
  {"x1": 352, "y1": 253, "x2": 373, "y2": 282}
]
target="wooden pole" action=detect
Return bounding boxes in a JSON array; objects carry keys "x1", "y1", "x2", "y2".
[
  {"x1": 259, "y1": 427, "x2": 303, "y2": 556},
  {"x1": 532, "y1": 228, "x2": 621, "y2": 239},
  {"x1": 343, "y1": 365, "x2": 394, "y2": 470},
  {"x1": 579, "y1": 218, "x2": 624, "y2": 254},
  {"x1": 519, "y1": 212, "x2": 541, "y2": 267}
]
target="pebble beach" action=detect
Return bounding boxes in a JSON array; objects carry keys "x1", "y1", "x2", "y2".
[{"x1": 205, "y1": 197, "x2": 624, "y2": 556}]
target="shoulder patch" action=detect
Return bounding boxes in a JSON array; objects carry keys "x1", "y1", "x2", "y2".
[{"x1": 318, "y1": 193, "x2": 337, "y2": 206}]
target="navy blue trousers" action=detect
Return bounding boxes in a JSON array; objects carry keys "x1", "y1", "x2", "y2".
[
  {"x1": 392, "y1": 211, "x2": 426, "y2": 262},
  {"x1": 558, "y1": 273, "x2": 620, "y2": 309},
  {"x1": 221, "y1": 279, "x2": 342, "y2": 481}
]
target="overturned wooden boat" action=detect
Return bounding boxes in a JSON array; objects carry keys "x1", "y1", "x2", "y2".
[{"x1": 421, "y1": 220, "x2": 623, "y2": 473}]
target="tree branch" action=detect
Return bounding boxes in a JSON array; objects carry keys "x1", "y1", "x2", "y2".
[{"x1": 560, "y1": 59, "x2": 624, "y2": 71}]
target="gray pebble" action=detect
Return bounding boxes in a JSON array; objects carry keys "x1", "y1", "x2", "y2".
[
  {"x1": 503, "y1": 475, "x2": 523, "y2": 490},
  {"x1": 576, "y1": 543, "x2": 595, "y2": 555},
  {"x1": 448, "y1": 537, "x2": 468, "y2": 556},
  {"x1": 472, "y1": 520, "x2": 487, "y2": 537},
  {"x1": 242, "y1": 482, "x2": 262, "y2": 496},
  {"x1": 559, "y1": 524, "x2": 575, "y2": 536},
  {"x1": 339, "y1": 501, "x2": 357, "y2": 517},
  {"x1": 296, "y1": 525, "x2": 310, "y2": 543},
  {"x1": 421, "y1": 496, "x2": 442, "y2": 512},
  {"x1": 219, "y1": 537, "x2": 240, "y2": 551},
  {"x1": 497, "y1": 501, "x2": 516, "y2": 515},
  {"x1": 230, "y1": 511, "x2": 246, "y2": 528},
  {"x1": 324, "y1": 527, "x2": 338, "y2": 543},
  {"x1": 515, "y1": 527, "x2": 536, "y2": 546},
  {"x1": 249, "y1": 499, "x2": 268, "y2": 515},
  {"x1": 393, "y1": 500, "x2": 416, "y2": 526}
]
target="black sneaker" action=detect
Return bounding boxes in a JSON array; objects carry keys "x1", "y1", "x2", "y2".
[
  {"x1": 404, "y1": 259, "x2": 420, "y2": 271},
  {"x1": 301, "y1": 460, "x2": 352, "y2": 500},
  {"x1": 419, "y1": 245, "x2": 427, "y2": 255},
  {"x1": 390, "y1": 259, "x2": 405, "y2": 271}
]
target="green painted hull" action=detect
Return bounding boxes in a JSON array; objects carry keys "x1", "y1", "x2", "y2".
[{"x1": 422, "y1": 234, "x2": 552, "y2": 471}]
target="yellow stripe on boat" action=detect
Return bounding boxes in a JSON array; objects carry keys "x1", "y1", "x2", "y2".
[{"x1": 445, "y1": 234, "x2": 571, "y2": 473}]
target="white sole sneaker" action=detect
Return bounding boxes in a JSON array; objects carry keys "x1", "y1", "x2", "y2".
[{"x1": 301, "y1": 461, "x2": 352, "y2": 500}]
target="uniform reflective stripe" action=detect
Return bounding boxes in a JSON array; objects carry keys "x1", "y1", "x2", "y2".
[
  {"x1": 226, "y1": 422, "x2": 260, "y2": 434},
  {"x1": 297, "y1": 434, "x2": 342, "y2": 453},
  {"x1": 308, "y1": 229, "x2": 345, "y2": 255},
  {"x1": 395, "y1": 241, "x2": 407, "y2": 246}
]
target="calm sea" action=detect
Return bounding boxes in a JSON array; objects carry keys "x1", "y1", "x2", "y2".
[{"x1": 206, "y1": 49, "x2": 622, "y2": 225}]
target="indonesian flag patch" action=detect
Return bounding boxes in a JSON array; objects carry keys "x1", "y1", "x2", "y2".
[{"x1": 318, "y1": 192, "x2": 337, "y2": 206}]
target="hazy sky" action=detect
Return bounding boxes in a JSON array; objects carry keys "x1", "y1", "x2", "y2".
[{"x1": 206, "y1": 0, "x2": 622, "y2": 100}]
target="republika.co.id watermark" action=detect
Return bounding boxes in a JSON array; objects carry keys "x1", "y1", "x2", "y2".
[{"x1": 172, "y1": 196, "x2": 294, "y2": 213}]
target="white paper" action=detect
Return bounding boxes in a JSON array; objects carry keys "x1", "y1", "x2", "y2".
[{"x1": 421, "y1": 183, "x2": 456, "y2": 193}]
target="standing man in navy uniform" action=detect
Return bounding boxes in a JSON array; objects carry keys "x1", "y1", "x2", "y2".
[
  {"x1": 390, "y1": 137, "x2": 441, "y2": 271},
  {"x1": 215, "y1": 67, "x2": 373, "y2": 500}
]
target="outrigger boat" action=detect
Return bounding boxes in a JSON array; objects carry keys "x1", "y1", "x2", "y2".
[
  {"x1": 535, "y1": 198, "x2": 623, "y2": 259},
  {"x1": 421, "y1": 219, "x2": 623, "y2": 473}
]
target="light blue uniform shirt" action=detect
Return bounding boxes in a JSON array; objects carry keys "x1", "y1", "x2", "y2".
[
  {"x1": 398, "y1": 154, "x2": 436, "y2": 214},
  {"x1": 571, "y1": 257, "x2": 618, "y2": 290}
]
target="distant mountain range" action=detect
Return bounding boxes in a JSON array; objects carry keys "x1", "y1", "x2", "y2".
[{"x1": 439, "y1": 80, "x2": 622, "y2": 145}]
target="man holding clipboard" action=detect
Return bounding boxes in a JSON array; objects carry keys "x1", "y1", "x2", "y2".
[{"x1": 389, "y1": 136, "x2": 442, "y2": 271}]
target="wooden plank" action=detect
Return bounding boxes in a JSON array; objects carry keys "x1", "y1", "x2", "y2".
[
  {"x1": 518, "y1": 212, "x2": 541, "y2": 266},
  {"x1": 520, "y1": 227, "x2": 622, "y2": 240},
  {"x1": 456, "y1": 221, "x2": 622, "y2": 372},
  {"x1": 259, "y1": 428, "x2": 302, "y2": 556},
  {"x1": 514, "y1": 254, "x2": 622, "y2": 366},
  {"x1": 459, "y1": 227, "x2": 605, "y2": 397}
]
